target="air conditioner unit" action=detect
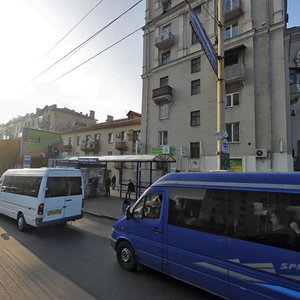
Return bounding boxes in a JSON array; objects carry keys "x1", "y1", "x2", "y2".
[
  {"x1": 256, "y1": 149, "x2": 268, "y2": 158},
  {"x1": 180, "y1": 146, "x2": 188, "y2": 157}
]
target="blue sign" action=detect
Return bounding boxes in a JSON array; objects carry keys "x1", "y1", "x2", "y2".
[
  {"x1": 23, "y1": 154, "x2": 31, "y2": 168},
  {"x1": 222, "y1": 139, "x2": 230, "y2": 154},
  {"x1": 189, "y1": 4, "x2": 218, "y2": 75}
]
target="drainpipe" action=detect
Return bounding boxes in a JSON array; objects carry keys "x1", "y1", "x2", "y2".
[{"x1": 267, "y1": 0, "x2": 273, "y2": 170}]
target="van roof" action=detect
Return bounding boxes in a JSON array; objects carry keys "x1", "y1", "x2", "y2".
[
  {"x1": 3, "y1": 168, "x2": 81, "y2": 176},
  {"x1": 152, "y1": 172, "x2": 300, "y2": 193}
]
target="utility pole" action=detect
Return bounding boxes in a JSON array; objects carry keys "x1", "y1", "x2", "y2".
[{"x1": 216, "y1": 0, "x2": 227, "y2": 170}]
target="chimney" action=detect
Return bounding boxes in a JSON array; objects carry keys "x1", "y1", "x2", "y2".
[
  {"x1": 89, "y1": 110, "x2": 95, "y2": 119},
  {"x1": 106, "y1": 115, "x2": 114, "y2": 122}
]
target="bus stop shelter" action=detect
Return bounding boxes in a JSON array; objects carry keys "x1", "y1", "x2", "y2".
[{"x1": 55, "y1": 154, "x2": 176, "y2": 200}]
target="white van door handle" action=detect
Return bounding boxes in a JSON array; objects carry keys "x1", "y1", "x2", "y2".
[
  {"x1": 65, "y1": 199, "x2": 72, "y2": 202},
  {"x1": 152, "y1": 227, "x2": 163, "y2": 233}
]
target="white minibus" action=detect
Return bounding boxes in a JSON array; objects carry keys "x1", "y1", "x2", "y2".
[{"x1": 0, "y1": 168, "x2": 84, "y2": 231}]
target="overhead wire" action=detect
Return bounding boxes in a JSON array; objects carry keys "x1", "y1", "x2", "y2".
[
  {"x1": 52, "y1": 26, "x2": 142, "y2": 82},
  {"x1": 31, "y1": 0, "x2": 144, "y2": 82},
  {"x1": 41, "y1": 0, "x2": 105, "y2": 60}
]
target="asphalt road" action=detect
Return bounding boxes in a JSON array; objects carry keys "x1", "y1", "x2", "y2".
[{"x1": 0, "y1": 214, "x2": 221, "y2": 300}]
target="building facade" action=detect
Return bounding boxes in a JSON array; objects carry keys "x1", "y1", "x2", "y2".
[
  {"x1": 141, "y1": 0, "x2": 292, "y2": 172},
  {"x1": 286, "y1": 26, "x2": 300, "y2": 170},
  {"x1": 61, "y1": 111, "x2": 141, "y2": 157},
  {"x1": 0, "y1": 104, "x2": 97, "y2": 139}
]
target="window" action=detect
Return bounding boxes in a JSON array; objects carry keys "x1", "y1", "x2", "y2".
[
  {"x1": 76, "y1": 136, "x2": 80, "y2": 146},
  {"x1": 225, "y1": 23, "x2": 239, "y2": 39},
  {"x1": 190, "y1": 142, "x2": 200, "y2": 158},
  {"x1": 162, "y1": 0, "x2": 171, "y2": 13},
  {"x1": 160, "y1": 76, "x2": 169, "y2": 87},
  {"x1": 108, "y1": 133, "x2": 113, "y2": 144},
  {"x1": 162, "y1": 23, "x2": 171, "y2": 33},
  {"x1": 158, "y1": 131, "x2": 168, "y2": 146},
  {"x1": 191, "y1": 79, "x2": 201, "y2": 95},
  {"x1": 226, "y1": 122, "x2": 240, "y2": 142},
  {"x1": 191, "y1": 110, "x2": 200, "y2": 126},
  {"x1": 121, "y1": 131, "x2": 127, "y2": 142},
  {"x1": 225, "y1": 51, "x2": 239, "y2": 66},
  {"x1": 108, "y1": 151, "x2": 112, "y2": 155},
  {"x1": 290, "y1": 68, "x2": 300, "y2": 84},
  {"x1": 68, "y1": 137, "x2": 72, "y2": 145},
  {"x1": 161, "y1": 50, "x2": 170, "y2": 65},
  {"x1": 168, "y1": 187, "x2": 300, "y2": 252},
  {"x1": 191, "y1": 57, "x2": 201, "y2": 73},
  {"x1": 226, "y1": 91, "x2": 239, "y2": 107},
  {"x1": 2, "y1": 176, "x2": 42, "y2": 198},
  {"x1": 192, "y1": 30, "x2": 198, "y2": 45},
  {"x1": 224, "y1": 0, "x2": 239, "y2": 12},
  {"x1": 159, "y1": 104, "x2": 169, "y2": 120},
  {"x1": 133, "y1": 193, "x2": 163, "y2": 219},
  {"x1": 46, "y1": 177, "x2": 82, "y2": 197}
]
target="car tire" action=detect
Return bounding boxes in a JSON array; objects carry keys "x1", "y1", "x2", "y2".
[
  {"x1": 116, "y1": 241, "x2": 137, "y2": 271},
  {"x1": 17, "y1": 213, "x2": 27, "y2": 232}
]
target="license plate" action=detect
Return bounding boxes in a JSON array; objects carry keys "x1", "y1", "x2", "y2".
[{"x1": 47, "y1": 209, "x2": 62, "y2": 216}]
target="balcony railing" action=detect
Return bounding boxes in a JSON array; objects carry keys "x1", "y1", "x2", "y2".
[
  {"x1": 63, "y1": 144, "x2": 72, "y2": 152},
  {"x1": 225, "y1": 63, "x2": 245, "y2": 85},
  {"x1": 152, "y1": 85, "x2": 173, "y2": 105},
  {"x1": 155, "y1": 31, "x2": 175, "y2": 50},
  {"x1": 224, "y1": 0, "x2": 243, "y2": 22}
]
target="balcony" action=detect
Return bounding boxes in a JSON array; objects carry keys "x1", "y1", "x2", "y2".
[
  {"x1": 152, "y1": 85, "x2": 173, "y2": 105},
  {"x1": 155, "y1": 31, "x2": 175, "y2": 50},
  {"x1": 225, "y1": 63, "x2": 245, "y2": 85},
  {"x1": 63, "y1": 144, "x2": 72, "y2": 152},
  {"x1": 80, "y1": 140, "x2": 100, "y2": 152},
  {"x1": 115, "y1": 141, "x2": 128, "y2": 151},
  {"x1": 224, "y1": 0, "x2": 243, "y2": 22}
]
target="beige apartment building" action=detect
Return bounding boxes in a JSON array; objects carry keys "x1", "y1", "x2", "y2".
[
  {"x1": 141, "y1": 0, "x2": 292, "y2": 172},
  {"x1": 0, "y1": 104, "x2": 97, "y2": 139},
  {"x1": 61, "y1": 111, "x2": 141, "y2": 157}
]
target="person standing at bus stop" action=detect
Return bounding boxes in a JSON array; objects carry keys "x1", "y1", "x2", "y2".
[
  {"x1": 125, "y1": 179, "x2": 135, "y2": 200},
  {"x1": 111, "y1": 175, "x2": 116, "y2": 190}
]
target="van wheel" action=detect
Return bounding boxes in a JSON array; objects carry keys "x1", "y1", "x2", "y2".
[
  {"x1": 17, "y1": 214, "x2": 27, "y2": 232},
  {"x1": 116, "y1": 241, "x2": 137, "y2": 271}
]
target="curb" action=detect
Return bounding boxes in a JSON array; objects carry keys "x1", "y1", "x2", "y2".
[{"x1": 84, "y1": 211, "x2": 119, "y2": 221}]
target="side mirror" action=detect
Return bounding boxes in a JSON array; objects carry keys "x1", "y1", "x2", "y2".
[{"x1": 126, "y1": 206, "x2": 132, "y2": 220}]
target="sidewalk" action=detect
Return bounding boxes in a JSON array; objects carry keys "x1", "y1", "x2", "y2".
[{"x1": 83, "y1": 189, "x2": 137, "y2": 220}]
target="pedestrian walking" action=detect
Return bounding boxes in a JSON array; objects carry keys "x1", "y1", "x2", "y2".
[
  {"x1": 105, "y1": 177, "x2": 111, "y2": 196},
  {"x1": 111, "y1": 175, "x2": 116, "y2": 190}
]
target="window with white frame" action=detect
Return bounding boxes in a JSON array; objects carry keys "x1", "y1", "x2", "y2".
[
  {"x1": 158, "y1": 131, "x2": 168, "y2": 146},
  {"x1": 225, "y1": 23, "x2": 239, "y2": 40},
  {"x1": 108, "y1": 133, "x2": 114, "y2": 144},
  {"x1": 76, "y1": 136, "x2": 80, "y2": 146},
  {"x1": 161, "y1": 50, "x2": 171, "y2": 65},
  {"x1": 224, "y1": 0, "x2": 239, "y2": 12},
  {"x1": 226, "y1": 122, "x2": 240, "y2": 142},
  {"x1": 159, "y1": 105, "x2": 169, "y2": 120},
  {"x1": 226, "y1": 91, "x2": 239, "y2": 107}
]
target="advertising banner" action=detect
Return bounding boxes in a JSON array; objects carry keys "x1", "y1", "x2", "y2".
[{"x1": 20, "y1": 128, "x2": 61, "y2": 158}]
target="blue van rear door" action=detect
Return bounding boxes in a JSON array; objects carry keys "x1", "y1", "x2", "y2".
[{"x1": 128, "y1": 188, "x2": 165, "y2": 272}]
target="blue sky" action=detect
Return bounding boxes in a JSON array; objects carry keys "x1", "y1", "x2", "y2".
[{"x1": 288, "y1": 0, "x2": 300, "y2": 28}]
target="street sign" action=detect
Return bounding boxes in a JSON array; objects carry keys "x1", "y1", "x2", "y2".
[
  {"x1": 23, "y1": 154, "x2": 31, "y2": 168},
  {"x1": 188, "y1": 4, "x2": 218, "y2": 75},
  {"x1": 221, "y1": 138, "x2": 230, "y2": 154}
]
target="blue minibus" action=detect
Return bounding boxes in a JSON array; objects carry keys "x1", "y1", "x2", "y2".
[{"x1": 111, "y1": 172, "x2": 300, "y2": 299}]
